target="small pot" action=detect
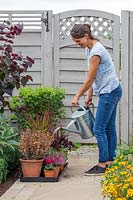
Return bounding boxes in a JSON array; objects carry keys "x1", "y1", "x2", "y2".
[
  {"x1": 55, "y1": 166, "x2": 60, "y2": 176},
  {"x1": 44, "y1": 168, "x2": 57, "y2": 177},
  {"x1": 59, "y1": 165, "x2": 64, "y2": 172}
]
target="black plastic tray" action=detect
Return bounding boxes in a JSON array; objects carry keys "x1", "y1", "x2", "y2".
[
  {"x1": 20, "y1": 175, "x2": 59, "y2": 182},
  {"x1": 20, "y1": 163, "x2": 68, "y2": 182}
]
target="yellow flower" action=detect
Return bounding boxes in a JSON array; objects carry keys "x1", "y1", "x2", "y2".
[
  {"x1": 113, "y1": 177, "x2": 118, "y2": 182},
  {"x1": 114, "y1": 166, "x2": 118, "y2": 170},
  {"x1": 129, "y1": 177, "x2": 133, "y2": 184},
  {"x1": 122, "y1": 184, "x2": 129, "y2": 189},
  {"x1": 126, "y1": 164, "x2": 132, "y2": 169},
  {"x1": 126, "y1": 189, "x2": 133, "y2": 198},
  {"x1": 120, "y1": 171, "x2": 127, "y2": 175},
  {"x1": 120, "y1": 161, "x2": 128, "y2": 166},
  {"x1": 130, "y1": 167, "x2": 133, "y2": 171}
]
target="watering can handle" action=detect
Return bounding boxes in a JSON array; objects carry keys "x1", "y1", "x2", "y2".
[
  {"x1": 71, "y1": 103, "x2": 94, "y2": 113},
  {"x1": 86, "y1": 103, "x2": 95, "y2": 114},
  {"x1": 78, "y1": 104, "x2": 86, "y2": 111},
  {"x1": 71, "y1": 104, "x2": 85, "y2": 113}
]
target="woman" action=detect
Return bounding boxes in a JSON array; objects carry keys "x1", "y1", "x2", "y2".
[{"x1": 70, "y1": 24, "x2": 122, "y2": 175}]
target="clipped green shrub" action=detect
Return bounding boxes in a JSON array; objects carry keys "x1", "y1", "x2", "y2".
[{"x1": 10, "y1": 87, "x2": 66, "y2": 130}]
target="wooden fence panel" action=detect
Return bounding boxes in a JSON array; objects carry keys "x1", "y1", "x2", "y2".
[{"x1": 121, "y1": 11, "x2": 133, "y2": 145}]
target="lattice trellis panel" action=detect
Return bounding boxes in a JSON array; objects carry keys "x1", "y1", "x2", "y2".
[{"x1": 60, "y1": 16, "x2": 113, "y2": 40}]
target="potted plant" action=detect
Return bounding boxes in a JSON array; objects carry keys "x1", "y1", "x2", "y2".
[
  {"x1": 55, "y1": 152, "x2": 66, "y2": 172},
  {"x1": 51, "y1": 130, "x2": 73, "y2": 163},
  {"x1": 19, "y1": 109, "x2": 54, "y2": 177},
  {"x1": 10, "y1": 87, "x2": 66, "y2": 178},
  {"x1": 43, "y1": 155, "x2": 58, "y2": 177}
]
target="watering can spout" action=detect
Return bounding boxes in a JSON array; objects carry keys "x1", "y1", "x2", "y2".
[{"x1": 62, "y1": 119, "x2": 81, "y2": 134}]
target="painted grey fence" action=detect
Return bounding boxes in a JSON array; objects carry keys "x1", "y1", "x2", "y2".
[
  {"x1": 121, "y1": 11, "x2": 133, "y2": 145},
  {"x1": 0, "y1": 10, "x2": 132, "y2": 144}
]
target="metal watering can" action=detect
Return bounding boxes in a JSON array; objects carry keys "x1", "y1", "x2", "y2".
[{"x1": 62, "y1": 104, "x2": 95, "y2": 139}]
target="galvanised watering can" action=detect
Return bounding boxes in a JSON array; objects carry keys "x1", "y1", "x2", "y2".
[{"x1": 62, "y1": 104, "x2": 95, "y2": 139}]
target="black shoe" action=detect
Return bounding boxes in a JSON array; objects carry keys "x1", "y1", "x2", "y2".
[{"x1": 84, "y1": 165, "x2": 107, "y2": 176}]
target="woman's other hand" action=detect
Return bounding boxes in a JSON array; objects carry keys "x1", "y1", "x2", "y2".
[
  {"x1": 72, "y1": 95, "x2": 80, "y2": 106},
  {"x1": 85, "y1": 95, "x2": 92, "y2": 107}
]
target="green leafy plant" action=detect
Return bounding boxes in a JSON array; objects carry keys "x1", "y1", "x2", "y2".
[
  {"x1": 10, "y1": 87, "x2": 66, "y2": 130},
  {"x1": 0, "y1": 158, "x2": 7, "y2": 183},
  {"x1": 50, "y1": 130, "x2": 73, "y2": 161},
  {"x1": 51, "y1": 130, "x2": 73, "y2": 152},
  {"x1": 44, "y1": 163, "x2": 55, "y2": 170},
  {"x1": 4, "y1": 146, "x2": 19, "y2": 174},
  {"x1": 71, "y1": 142, "x2": 81, "y2": 150},
  {"x1": 0, "y1": 114, "x2": 19, "y2": 183},
  {"x1": 0, "y1": 114, "x2": 19, "y2": 156},
  {"x1": 0, "y1": 21, "x2": 34, "y2": 112}
]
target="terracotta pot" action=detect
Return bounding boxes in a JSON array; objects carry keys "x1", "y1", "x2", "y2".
[
  {"x1": 59, "y1": 165, "x2": 64, "y2": 172},
  {"x1": 20, "y1": 159, "x2": 44, "y2": 177},
  {"x1": 44, "y1": 168, "x2": 57, "y2": 177},
  {"x1": 55, "y1": 166, "x2": 60, "y2": 176}
]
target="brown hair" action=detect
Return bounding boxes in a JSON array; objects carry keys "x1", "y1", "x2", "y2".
[{"x1": 70, "y1": 24, "x2": 97, "y2": 40}]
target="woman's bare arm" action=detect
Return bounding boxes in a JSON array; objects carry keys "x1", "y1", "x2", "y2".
[{"x1": 72, "y1": 55, "x2": 100, "y2": 106}]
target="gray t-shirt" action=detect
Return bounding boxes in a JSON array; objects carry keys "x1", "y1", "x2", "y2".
[{"x1": 85, "y1": 41, "x2": 119, "y2": 96}]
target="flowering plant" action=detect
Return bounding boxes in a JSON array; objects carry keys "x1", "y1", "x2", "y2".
[
  {"x1": 101, "y1": 146, "x2": 133, "y2": 200},
  {"x1": 44, "y1": 151, "x2": 66, "y2": 167},
  {"x1": 55, "y1": 152, "x2": 66, "y2": 166},
  {"x1": 44, "y1": 155, "x2": 56, "y2": 170}
]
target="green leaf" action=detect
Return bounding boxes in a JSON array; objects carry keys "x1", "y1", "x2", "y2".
[{"x1": 0, "y1": 71, "x2": 5, "y2": 80}]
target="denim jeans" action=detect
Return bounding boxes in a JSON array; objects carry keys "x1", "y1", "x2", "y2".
[{"x1": 93, "y1": 84, "x2": 122, "y2": 163}]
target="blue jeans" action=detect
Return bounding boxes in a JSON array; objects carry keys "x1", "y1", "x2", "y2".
[{"x1": 93, "y1": 84, "x2": 122, "y2": 163}]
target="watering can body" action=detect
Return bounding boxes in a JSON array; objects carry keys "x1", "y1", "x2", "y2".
[{"x1": 62, "y1": 105, "x2": 95, "y2": 139}]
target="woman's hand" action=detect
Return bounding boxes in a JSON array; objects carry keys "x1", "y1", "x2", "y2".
[
  {"x1": 72, "y1": 95, "x2": 80, "y2": 106},
  {"x1": 85, "y1": 95, "x2": 92, "y2": 107}
]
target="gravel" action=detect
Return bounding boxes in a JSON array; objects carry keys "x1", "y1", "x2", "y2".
[{"x1": 69, "y1": 145, "x2": 98, "y2": 156}]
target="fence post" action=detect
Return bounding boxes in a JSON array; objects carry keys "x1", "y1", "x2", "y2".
[
  {"x1": 121, "y1": 11, "x2": 130, "y2": 144},
  {"x1": 41, "y1": 10, "x2": 53, "y2": 87}
]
